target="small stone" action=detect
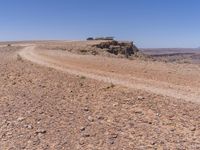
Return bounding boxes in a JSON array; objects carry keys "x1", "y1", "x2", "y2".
[
  {"x1": 111, "y1": 134, "x2": 118, "y2": 138},
  {"x1": 32, "y1": 137, "x2": 41, "y2": 145},
  {"x1": 97, "y1": 115, "x2": 104, "y2": 120},
  {"x1": 170, "y1": 128, "x2": 175, "y2": 132},
  {"x1": 79, "y1": 138, "x2": 85, "y2": 145},
  {"x1": 190, "y1": 126, "x2": 196, "y2": 131},
  {"x1": 69, "y1": 111, "x2": 74, "y2": 114},
  {"x1": 107, "y1": 133, "x2": 118, "y2": 145},
  {"x1": 12, "y1": 82, "x2": 16, "y2": 85},
  {"x1": 17, "y1": 117, "x2": 25, "y2": 122},
  {"x1": 193, "y1": 137, "x2": 197, "y2": 141},
  {"x1": 88, "y1": 116, "x2": 94, "y2": 122},
  {"x1": 134, "y1": 110, "x2": 143, "y2": 114},
  {"x1": 156, "y1": 113, "x2": 161, "y2": 117},
  {"x1": 148, "y1": 121, "x2": 153, "y2": 124},
  {"x1": 24, "y1": 125, "x2": 33, "y2": 129},
  {"x1": 108, "y1": 138, "x2": 115, "y2": 145},
  {"x1": 39, "y1": 84, "x2": 46, "y2": 88},
  {"x1": 82, "y1": 133, "x2": 90, "y2": 137},
  {"x1": 151, "y1": 141, "x2": 156, "y2": 145},
  {"x1": 137, "y1": 96, "x2": 144, "y2": 100},
  {"x1": 6, "y1": 132, "x2": 13, "y2": 136},
  {"x1": 113, "y1": 102, "x2": 118, "y2": 107},
  {"x1": 80, "y1": 127, "x2": 85, "y2": 131},
  {"x1": 36, "y1": 129, "x2": 47, "y2": 134},
  {"x1": 83, "y1": 107, "x2": 89, "y2": 111},
  {"x1": 39, "y1": 111, "x2": 44, "y2": 114}
]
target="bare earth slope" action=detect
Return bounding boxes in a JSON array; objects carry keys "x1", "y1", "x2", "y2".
[{"x1": 0, "y1": 43, "x2": 200, "y2": 149}]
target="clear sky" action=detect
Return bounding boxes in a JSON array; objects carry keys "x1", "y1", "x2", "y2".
[{"x1": 0, "y1": 0, "x2": 200, "y2": 48}]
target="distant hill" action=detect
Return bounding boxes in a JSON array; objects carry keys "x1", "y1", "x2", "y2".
[{"x1": 141, "y1": 48, "x2": 200, "y2": 55}]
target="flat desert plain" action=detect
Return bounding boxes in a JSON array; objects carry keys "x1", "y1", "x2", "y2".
[{"x1": 0, "y1": 41, "x2": 200, "y2": 149}]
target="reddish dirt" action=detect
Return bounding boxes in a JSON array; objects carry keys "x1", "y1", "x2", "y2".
[{"x1": 0, "y1": 43, "x2": 200, "y2": 149}]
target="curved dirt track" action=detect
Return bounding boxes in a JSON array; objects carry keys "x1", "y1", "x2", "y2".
[{"x1": 19, "y1": 46, "x2": 200, "y2": 102}]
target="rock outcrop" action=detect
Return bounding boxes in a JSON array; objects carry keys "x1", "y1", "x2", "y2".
[{"x1": 93, "y1": 40, "x2": 139, "y2": 57}]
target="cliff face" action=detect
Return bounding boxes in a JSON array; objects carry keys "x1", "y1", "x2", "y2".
[{"x1": 93, "y1": 40, "x2": 139, "y2": 57}]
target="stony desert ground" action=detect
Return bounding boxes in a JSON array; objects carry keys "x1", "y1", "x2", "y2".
[{"x1": 0, "y1": 41, "x2": 200, "y2": 149}]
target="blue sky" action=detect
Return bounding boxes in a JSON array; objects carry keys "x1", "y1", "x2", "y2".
[{"x1": 0, "y1": 0, "x2": 200, "y2": 48}]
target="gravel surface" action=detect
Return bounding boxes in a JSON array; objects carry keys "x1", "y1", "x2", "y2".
[{"x1": 0, "y1": 45, "x2": 200, "y2": 149}]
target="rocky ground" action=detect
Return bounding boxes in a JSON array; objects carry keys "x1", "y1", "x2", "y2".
[{"x1": 0, "y1": 44, "x2": 200, "y2": 149}]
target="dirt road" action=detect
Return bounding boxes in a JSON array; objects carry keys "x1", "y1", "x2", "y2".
[{"x1": 19, "y1": 46, "x2": 200, "y2": 102}]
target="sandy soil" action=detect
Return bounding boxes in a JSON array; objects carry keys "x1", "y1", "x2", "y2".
[{"x1": 0, "y1": 43, "x2": 200, "y2": 149}]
